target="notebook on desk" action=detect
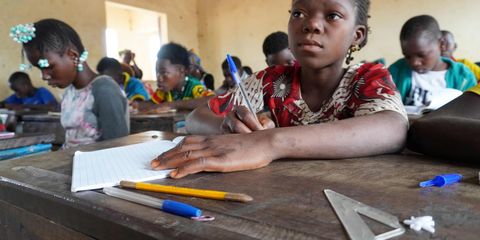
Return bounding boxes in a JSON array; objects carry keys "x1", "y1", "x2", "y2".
[{"x1": 71, "y1": 137, "x2": 183, "y2": 192}]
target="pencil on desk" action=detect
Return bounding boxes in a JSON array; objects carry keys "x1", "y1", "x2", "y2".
[{"x1": 120, "y1": 181, "x2": 253, "y2": 203}]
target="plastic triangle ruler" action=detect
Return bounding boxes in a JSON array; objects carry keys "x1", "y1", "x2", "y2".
[{"x1": 324, "y1": 189, "x2": 405, "y2": 240}]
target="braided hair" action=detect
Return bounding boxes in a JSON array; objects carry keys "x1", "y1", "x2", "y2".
[
  {"x1": 352, "y1": 0, "x2": 370, "y2": 48},
  {"x1": 23, "y1": 19, "x2": 85, "y2": 56}
]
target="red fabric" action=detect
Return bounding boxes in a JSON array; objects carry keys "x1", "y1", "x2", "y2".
[{"x1": 209, "y1": 62, "x2": 401, "y2": 127}]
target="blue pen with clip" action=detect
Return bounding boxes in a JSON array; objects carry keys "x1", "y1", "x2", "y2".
[
  {"x1": 103, "y1": 187, "x2": 201, "y2": 218},
  {"x1": 226, "y1": 54, "x2": 256, "y2": 115}
]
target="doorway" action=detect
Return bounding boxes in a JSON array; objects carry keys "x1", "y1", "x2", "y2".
[{"x1": 105, "y1": 2, "x2": 168, "y2": 80}]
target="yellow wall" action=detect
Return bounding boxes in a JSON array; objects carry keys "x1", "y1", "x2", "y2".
[
  {"x1": 197, "y1": 0, "x2": 480, "y2": 88},
  {"x1": 105, "y1": 3, "x2": 165, "y2": 80},
  {"x1": 0, "y1": 0, "x2": 106, "y2": 100},
  {"x1": 1, "y1": 0, "x2": 479, "y2": 100},
  {"x1": 197, "y1": 0, "x2": 290, "y2": 86},
  {"x1": 0, "y1": 0, "x2": 198, "y2": 100},
  {"x1": 357, "y1": 0, "x2": 480, "y2": 67}
]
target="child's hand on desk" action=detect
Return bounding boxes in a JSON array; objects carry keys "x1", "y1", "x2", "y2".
[
  {"x1": 151, "y1": 134, "x2": 275, "y2": 178},
  {"x1": 221, "y1": 106, "x2": 275, "y2": 133}
]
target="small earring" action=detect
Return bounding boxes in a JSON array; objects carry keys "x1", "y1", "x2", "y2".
[
  {"x1": 75, "y1": 50, "x2": 88, "y2": 72},
  {"x1": 345, "y1": 44, "x2": 360, "y2": 65},
  {"x1": 74, "y1": 57, "x2": 84, "y2": 72}
]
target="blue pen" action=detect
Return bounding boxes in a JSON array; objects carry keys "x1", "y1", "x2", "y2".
[
  {"x1": 226, "y1": 54, "x2": 256, "y2": 115},
  {"x1": 103, "y1": 187, "x2": 201, "y2": 218}
]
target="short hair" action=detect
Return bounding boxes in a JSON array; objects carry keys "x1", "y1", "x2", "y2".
[
  {"x1": 157, "y1": 43, "x2": 190, "y2": 68},
  {"x1": 400, "y1": 15, "x2": 441, "y2": 42},
  {"x1": 23, "y1": 19, "x2": 85, "y2": 56},
  {"x1": 96, "y1": 57, "x2": 122, "y2": 75},
  {"x1": 243, "y1": 66, "x2": 253, "y2": 75},
  {"x1": 221, "y1": 56, "x2": 242, "y2": 70},
  {"x1": 8, "y1": 71, "x2": 32, "y2": 86},
  {"x1": 441, "y1": 30, "x2": 454, "y2": 40},
  {"x1": 263, "y1": 31, "x2": 289, "y2": 57}
]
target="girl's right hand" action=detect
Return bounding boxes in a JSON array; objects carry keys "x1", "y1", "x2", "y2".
[{"x1": 221, "y1": 106, "x2": 275, "y2": 133}]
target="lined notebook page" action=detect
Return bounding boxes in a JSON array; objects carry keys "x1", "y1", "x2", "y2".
[{"x1": 71, "y1": 138, "x2": 183, "y2": 192}]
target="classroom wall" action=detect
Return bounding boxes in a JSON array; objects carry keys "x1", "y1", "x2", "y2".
[
  {"x1": 357, "y1": 0, "x2": 480, "y2": 67},
  {"x1": 109, "y1": 0, "x2": 199, "y2": 81},
  {"x1": 1, "y1": 0, "x2": 479, "y2": 100},
  {"x1": 0, "y1": 0, "x2": 106, "y2": 101},
  {"x1": 196, "y1": 0, "x2": 291, "y2": 88},
  {"x1": 0, "y1": 0, "x2": 198, "y2": 100},
  {"x1": 197, "y1": 0, "x2": 480, "y2": 88}
]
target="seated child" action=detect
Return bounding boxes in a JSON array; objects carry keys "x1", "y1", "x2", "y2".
[
  {"x1": 188, "y1": 51, "x2": 215, "y2": 90},
  {"x1": 121, "y1": 63, "x2": 155, "y2": 97},
  {"x1": 10, "y1": 19, "x2": 129, "y2": 148},
  {"x1": 389, "y1": 15, "x2": 476, "y2": 106},
  {"x1": 119, "y1": 49, "x2": 143, "y2": 79},
  {"x1": 214, "y1": 56, "x2": 249, "y2": 95},
  {"x1": 441, "y1": 30, "x2": 480, "y2": 83},
  {"x1": 140, "y1": 43, "x2": 213, "y2": 111},
  {"x1": 151, "y1": 0, "x2": 408, "y2": 179},
  {"x1": 408, "y1": 83, "x2": 480, "y2": 161},
  {"x1": 96, "y1": 57, "x2": 150, "y2": 102},
  {"x1": 262, "y1": 31, "x2": 296, "y2": 67},
  {"x1": 2, "y1": 71, "x2": 58, "y2": 111},
  {"x1": 243, "y1": 66, "x2": 253, "y2": 75}
]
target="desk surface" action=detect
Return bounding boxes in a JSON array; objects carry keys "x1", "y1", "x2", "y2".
[
  {"x1": 21, "y1": 113, "x2": 60, "y2": 121},
  {"x1": 130, "y1": 110, "x2": 189, "y2": 119},
  {"x1": 0, "y1": 132, "x2": 55, "y2": 151},
  {"x1": 0, "y1": 131, "x2": 479, "y2": 240}
]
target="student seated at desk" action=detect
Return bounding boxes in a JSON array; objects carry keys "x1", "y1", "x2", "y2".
[
  {"x1": 263, "y1": 31, "x2": 296, "y2": 67},
  {"x1": 408, "y1": 83, "x2": 480, "y2": 161},
  {"x1": 119, "y1": 49, "x2": 143, "y2": 79},
  {"x1": 96, "y1": 57, "x2": 150, "y2": 102},
  {"x1": 188, "y1": 51, "x2": 215, "y2": 90},
  {"x1": 10, "y1": 19, "x2": 129, "y2": 148},
  {"x1": 214, "y1": 56, "x2": 249, "y2": 95},
  {"x1": 151, "y1": 0, "x2": 408, "y2": 179},
  {"x1": 121, "y1": 63, "x2": 155, "y2": 97},
  {"x1": 136, "y1": 43, "x2": 214, "y2": 112},
  {"x1": 441, "y1": 30, "x2": 480, "y2": 83},
  {"x1": 389, "y1": 15, "x2": 476, "y2": 106},
  {"x1": 1, "y1": 71, "x2": 58, "y2": 111}
]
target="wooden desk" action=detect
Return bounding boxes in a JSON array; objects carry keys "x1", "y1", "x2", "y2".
[
  {"x1": 0, "y1": 132, "x2": 55, "y2": 151},
  {"x1": 21, "y1": 114, "x2": 65, "y2": 146},
  {"x1": 0, "y1": 131, "x2": 479, "y2": 239},
  {"x1": 0, "y1": 109, "x2": 49, "y2": 132},
  {"x1": 130, "y1": 111, "x2": 189, "y2": 134}
]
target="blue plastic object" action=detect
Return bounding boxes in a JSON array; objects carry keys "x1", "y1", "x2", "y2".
[
  {"x1": 0, "y1": 143, "x2": 52, "y2": 160},
  {"x1": 226, "y1": 54, "x2": 240, "y2": 84},
  {"x1": 419, "y1": 173, "x2": 463, "y2": 187},
  {"x1": 162, "y1": 200, "x2": 202, "y2": 218}
]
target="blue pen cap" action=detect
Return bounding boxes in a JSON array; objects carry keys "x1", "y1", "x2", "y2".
[
  {"x1": 419, "y1": 173, "x2": 463, "y2": 187},
  {"x1": 162, "y1": 200, "x2": 202, "y2": 218},
  {"x1": 226, "y1": 54, "x2": 238, "y2": 74}
]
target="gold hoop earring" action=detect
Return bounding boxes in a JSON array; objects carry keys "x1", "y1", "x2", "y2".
[{"x1": 345, "y1": 44, "x2": 360, "y2": 65}]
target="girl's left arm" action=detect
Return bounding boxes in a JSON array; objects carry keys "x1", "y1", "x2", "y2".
[{"x1": 152, "y1": 110, "x2": 407, "y2": 178}]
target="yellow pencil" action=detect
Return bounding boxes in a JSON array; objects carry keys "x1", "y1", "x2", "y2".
[{"x1": 120, "y1": 181, "x2": 253, "y2": 203}]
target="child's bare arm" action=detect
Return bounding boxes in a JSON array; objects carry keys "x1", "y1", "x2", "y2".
[
  {"x1": 185, "y1": 103, "x2": 225, "y2": 135},
  {"x1": 186, "y1": 105, "x2": 275, "y2": 135},
  {"x1": 152, "y1": 110, "x2": 407, "y2": 178}
]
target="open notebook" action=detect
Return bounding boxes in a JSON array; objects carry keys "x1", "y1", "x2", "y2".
[
  {"x1": 71, "y1": 137, "x2": 183, "y2": 192},
  {"x1": 405, "y1": 88, "x2": 463, "y2": 116}
]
